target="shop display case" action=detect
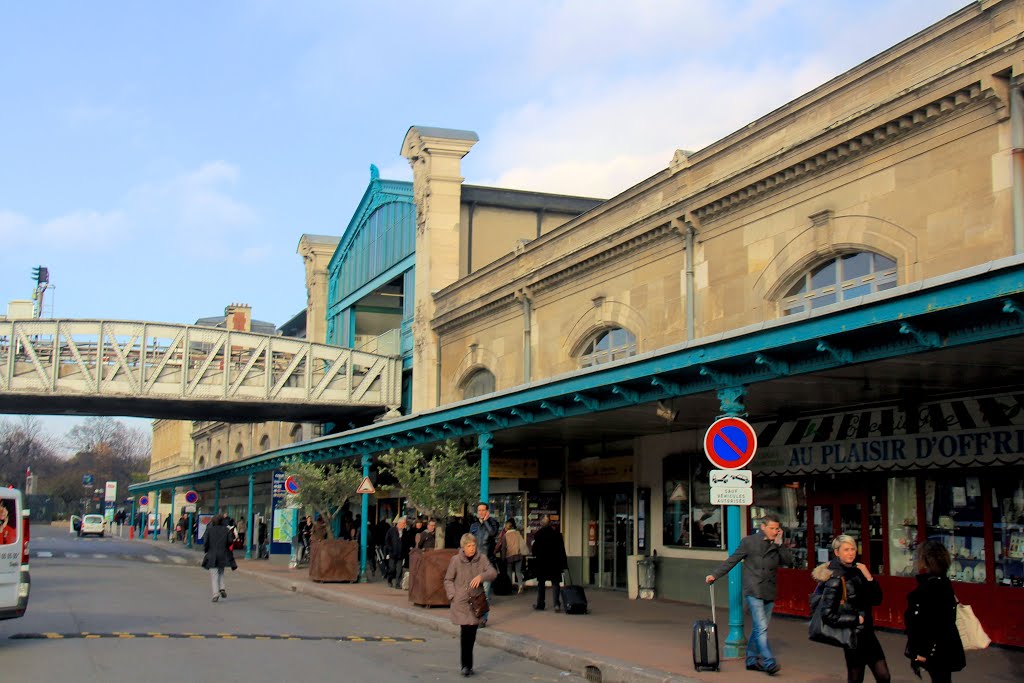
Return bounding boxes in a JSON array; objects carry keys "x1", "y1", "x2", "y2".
[
  {"x1": 887, "y1": 478, "x2": 918, "y2": 577},
  {"x1": 925, "y1": 478, "x2": 986, "y2": 584},
  {"x1": 995, "y1": 480, "x2": 1024, "y2": 587}
]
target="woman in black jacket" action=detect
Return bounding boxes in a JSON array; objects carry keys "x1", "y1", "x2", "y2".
[
  {"x1": 904, "y1": 541, "x2": 965, "y2": 682},
  {"x1": 202, "y1": 514, "x2": 235, "y2": 602},
  {"x1": 812, "y1": 534, "x2": 890, "y2": 683}
]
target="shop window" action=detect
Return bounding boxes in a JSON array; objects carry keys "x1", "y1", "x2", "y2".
[
  {"x1": 887, "y1": 478, "x2": 918, "y2": 577},
  {"x1": 924, "y1": 477, "x2": 985, "y2": 584},
  {"x1": 994, "y1": 478, "x2": 1024, "y2": 587},
  {"x1": 579, "y1": 327, "x2": 637, "y2": 368},
  {"x1": 781, "y1": 252, "x2": 897, "y2": 316},
  {"x1": 462, "y1": 368, "x2": 496, "y2": 400},
  {"x1": 750, "y1": 481, "x2": 808, "y2": 569},
  {"x1": 662, "y1": 454, "x2": 726, "y2": 550}
]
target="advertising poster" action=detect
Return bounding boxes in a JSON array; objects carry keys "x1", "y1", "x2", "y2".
[{"x1": 197, "y1": 513, "x2": 214, "y2": 542}]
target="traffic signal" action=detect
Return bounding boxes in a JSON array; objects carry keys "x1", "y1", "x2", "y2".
[{"x1": 31, "y1": 266, "x2": 49, "y2": 285}]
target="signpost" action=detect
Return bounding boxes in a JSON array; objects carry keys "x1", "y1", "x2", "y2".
[
  {"x1": 355, "y1": 477, "x2": 376, "y2": 495},
  {"x1": 704, "y1": 416, "x2": 757, "y2": 659}
]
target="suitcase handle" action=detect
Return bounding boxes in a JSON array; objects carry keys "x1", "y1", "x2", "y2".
[{"x1": 710, "y1": 582, "x2": 716, "y2": 625}]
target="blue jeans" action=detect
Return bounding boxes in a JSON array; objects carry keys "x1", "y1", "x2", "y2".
[{"x1": 744, "y1": 595, "x2": 776, "y2": 668}]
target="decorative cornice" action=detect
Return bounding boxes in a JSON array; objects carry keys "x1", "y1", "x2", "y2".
[
  {"x1": 433, "y1": 223, "x2": 677, "y2": 335},
  {"x1": 692, "y1": 83, "x2": 985, "y2": 224}
]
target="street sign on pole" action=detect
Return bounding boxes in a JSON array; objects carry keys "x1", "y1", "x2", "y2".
[
  {"x1": 710, "y1": 486, "x2": 754, "y2": 506},
  {"x1": 356, "y1": 477, "x2": 376, "y2": 495},
  {"x1": 138, "y1": 494, "x2": 149, "y2": 507},
  {"x1": 703, "y1": 416, "x2": 758, "y2": 470},
  {"x1": 284, "y1": 476, "x2": 300, "y2": 495},
  {"x1": 184, "y1": 490, "x2": 200, "y2": 505},
  {"x1": 709, "y1": 469, "x2": 752, "y2": 487}
]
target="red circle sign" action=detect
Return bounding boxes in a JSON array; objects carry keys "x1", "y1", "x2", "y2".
[
  {"x1": 703, "y1": 416, "x2": 758, "y2": 470},
  {"x1": 184, "y1": 490, "x2": 199, "y2": 504},
  {"x1": 284, "y1": 476, "x2": 300, "y2": 495},
  {"x1": 138, "y1": 495, "x2": 150, "y2": 507}
]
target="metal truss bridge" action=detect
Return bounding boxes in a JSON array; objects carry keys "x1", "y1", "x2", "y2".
[{"x1": 0, "y1": 320, "x2": 402, "y2": 421}]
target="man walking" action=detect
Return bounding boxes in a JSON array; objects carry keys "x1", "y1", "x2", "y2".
[
  {"x1": 705, "y1": 513, "x2": 793, "y2": 676},
  {"x1": 469, "y1": 502, "x2": 500, "y2": 626},
  {"x1": 530, "y1": 515, "x2": 567, "y2": 611},
  {"x1": 384, "y1": 517, "x2": 407, "y2": 589}
]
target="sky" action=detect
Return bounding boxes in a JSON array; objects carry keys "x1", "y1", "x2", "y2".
[{"x1": 0, "y1": 0, "x2": 970, "y2": 441}]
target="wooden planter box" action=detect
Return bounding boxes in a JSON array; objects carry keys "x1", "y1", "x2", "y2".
[
  {"x1": 309, "y1": 538, "x2": 359, "y2": 583},
  {"x1": 408, "y1": 548, "x2": 458, "y2": 607}
]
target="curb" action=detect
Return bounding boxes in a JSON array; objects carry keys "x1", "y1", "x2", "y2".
[{"x1": 238, "y1": 566, "x2": 698, "y2": 683}]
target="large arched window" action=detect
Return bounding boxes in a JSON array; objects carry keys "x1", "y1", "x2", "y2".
[
  {"x1": 214, "y1": 450, "x2": 222, "y2": 466},
  {"x1": 259, "y1": 435, "x2": 271, "y2": 452},
  {"x1": 234, "y1": 443, "x2": 245, "y2": 460},
  {"x1": 781, "y1": 252, "x2": 896, "y2": 315},
  {"x1": 579, "y1": 327, "x2": 637, "y2": 368},
  {"x1": 462, "y1": 369, "x2": 496, "y2": 400}
]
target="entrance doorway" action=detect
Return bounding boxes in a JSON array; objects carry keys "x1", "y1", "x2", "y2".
[
  {"x1": 808, "y1": 491, "x2": 884, "y2": 576},
  {"x1": 582, "y1": 487, "x2": 633, "y2": 590}
]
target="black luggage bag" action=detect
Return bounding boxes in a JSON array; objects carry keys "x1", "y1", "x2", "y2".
[
  {"x1": 560, "y1": 569, "x2": 588, "y2": 615},
  {"x1": 693, "y1": 583, "x2": 720, "y2": 672}
]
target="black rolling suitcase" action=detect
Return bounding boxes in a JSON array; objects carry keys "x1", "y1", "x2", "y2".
[
  {"x1": 693, "y1": 583, "x2": 720, "y2": 672},
  {"x1": 560, "y1": 569, "x2": 588, "y2": 615}
]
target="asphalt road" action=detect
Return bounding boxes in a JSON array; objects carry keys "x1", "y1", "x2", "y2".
[{"x1": 0, "y1": 525, "x2": 583, "y2": 683}]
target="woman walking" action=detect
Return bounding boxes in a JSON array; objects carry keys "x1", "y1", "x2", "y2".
[
  {"x1": 904, "y1": 541, "x2": 965, "y2": 682},
  {"x1": 202, "y1": 514, "x2": 236, "y2": 603},
  {"x1": 500, "y1": 519, "x2": 526, "y2": 593},
  {"x1": 444, "y1": 533, "x2": 497, "y2": 677},
  {"x1": 812, "y1": 534, "x2": 890, "y2": 682}
]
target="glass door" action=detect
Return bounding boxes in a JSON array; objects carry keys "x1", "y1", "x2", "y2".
[
  {"x1": 583, "y1": 487, "x2": 633, "y2": 589},
  {"x1": 810, "y1": 493, "x2": 872, "y2": 569}
]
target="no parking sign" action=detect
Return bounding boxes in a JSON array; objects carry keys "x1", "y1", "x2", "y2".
[{"x1": 704, "y1": 416, "x2": 758, "y2": 470}]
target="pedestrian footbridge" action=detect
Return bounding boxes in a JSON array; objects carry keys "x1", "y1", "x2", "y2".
[{"x1": 0, "y1": 319, "x2": 402, "y2": 421}]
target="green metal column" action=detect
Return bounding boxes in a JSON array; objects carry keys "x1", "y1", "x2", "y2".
[
  {"x1": 358, "y1": 454, "x2": 371, "y2": 583},
  {"x1": 214, "y1": 480, "x2": 221, "y2": 514},
  {"x1": 245, "y1": 473, "x2": 254, "y2": 560},
  {"x1": 477, "y1": 432, "x2": 492, "y2": 505},
  {"x1": 167, "y1": 487, "x2": 176, "y2": 543},
  {"x1": 717, "y1": 386, "x2": 749, "y2": 659},
  {"x1": 153, "y1": 491, "x2": 160, "y2": 540}
]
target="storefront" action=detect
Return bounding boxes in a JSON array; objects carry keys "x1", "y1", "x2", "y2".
[{"x1": 749, "y1": 389, "x2": 1024, "y2": 647}]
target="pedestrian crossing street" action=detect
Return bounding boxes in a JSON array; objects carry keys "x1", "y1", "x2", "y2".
[{"x1": 32, "y1": 551, "x2": 194, "y2": 565}]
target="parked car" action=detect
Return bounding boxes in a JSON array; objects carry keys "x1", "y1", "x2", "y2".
[
  {"x1": 69, "y1": 515, "x2": 81, "y2": 534},
  {"x1": 79, "y1": 514, "x2": 106, "y2": 538},
  {"x1": 0, "y1": 488, "x2": 30, "y2": 620}
]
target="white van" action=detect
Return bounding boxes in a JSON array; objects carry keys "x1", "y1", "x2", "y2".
[{"x1": 0, "y1": 488, "x2": 30, "y2": 620}]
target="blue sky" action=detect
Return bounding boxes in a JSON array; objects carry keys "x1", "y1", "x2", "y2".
[{"x1": 0, "y1": 0, "x2": 969, "y2": 440}]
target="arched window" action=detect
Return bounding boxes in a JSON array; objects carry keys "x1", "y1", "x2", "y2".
[
  {"x1": 290, "y1": 424, "x2": 303, "y2": 444},
  {"x1": 462, "y1": 368, "x2": 496, "y2": 400},
  {"x1": 781, "y1": 251, "x2": 896, "y2": 315},
  {"x1": 234, "y1": 443, "x2": 245, "y2": 460},
  {"x1": 198, "y1": 456, "x2": 206, "y2": 469},
  {"x1": 259, "y1": 435, "x2": 271, "y2": 452},
  {"x1": 214, "y1": 451, "x2": 222, "y2": 466},
  {"x1": 579, "y1": 327, "x2": 637, "y2": 368}
]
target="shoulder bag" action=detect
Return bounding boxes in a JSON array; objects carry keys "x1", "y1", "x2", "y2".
[
  {"x1": 956, "y1": 601, "x2": 990, "y2": 650},
  {"x1": 468, "y1": 589, "x2": 489, "y2": 619},
  {"x1": 808, "y1": 578, "x2": 858, "y2": 650}
]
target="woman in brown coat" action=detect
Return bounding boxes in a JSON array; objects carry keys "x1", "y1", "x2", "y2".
[{"x1": 444, "y1": 532, "x2": 497, "y2": 677}]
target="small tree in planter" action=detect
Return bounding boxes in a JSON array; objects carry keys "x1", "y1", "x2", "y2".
[
  {"x1": 283, "y1": 458, "x2": 363, "y2": 582},
  {"x1": 378, "y1": 440, "x2": 480, "y2": 605}
]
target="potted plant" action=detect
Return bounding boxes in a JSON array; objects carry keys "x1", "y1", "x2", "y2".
[
  {"x1": 282, "y1": 458, "x2": 363, "y2": 582},
  {"x1": 378, "y1": 440, "x2": 480, "y2": 606}
]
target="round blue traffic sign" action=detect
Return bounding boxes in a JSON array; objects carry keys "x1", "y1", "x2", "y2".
[
  {"x1": 284, "y1": 476, "x2": 300, "y2": 495},
  {"x1": 138, "y1": 495, "x2": 150, "y2": 507},
  {"x1": 184, "y1": 490, "x2": 199, "y2": 504},
  {"x1": 704, "y1": 416, "x2": 758, "y2": 470}
]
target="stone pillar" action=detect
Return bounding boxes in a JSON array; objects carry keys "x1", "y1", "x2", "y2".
[
  {"x1": 401, "y1": 126, "x2": 478, "y2": 412},
  {"x1": 297, "y1": 235, "x2": 341, "y2": 344}
]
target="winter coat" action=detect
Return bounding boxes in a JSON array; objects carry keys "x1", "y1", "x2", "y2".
[
  {"x1": 202, "y1": 524, "x2": 235, "y2": 570},
  {"x1": 502, "y1": 529, "x2": 525, "y2": 560},
  {"x1": 812, "y1": 559, "x2": 882, "y2": 630},
  {"x1": 904, "y1": 573, "x2": 965, "y2": 672},
  {"x1": 469, "y1": 516, "x2": 500, "y2": 560},
  {"x1": 416, "y1": 530, "x2": 436, "y2": 550},
  {"x1": 710, "y1": 530, "x2": 794, "y2": 601},
  {"x1": 444, "y1": 549, "x2": 498, "y2": 626},
  {"x1": 384, "y1": 525, "x2": 404, "y2": 560},
  {"x1": 530, "y1": 524, "x2": 568, "y2": 578}
]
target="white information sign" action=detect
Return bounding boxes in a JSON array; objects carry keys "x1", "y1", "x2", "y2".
[
  {"x1": 709, "y1": 469, "x2": 752, "y2": 487},
  {"x1": 710, "y1": 486, "x2": 753, "y2": 506},
  {"x1": 104, "y1": 481, "x2": 117, "y2": 502}
]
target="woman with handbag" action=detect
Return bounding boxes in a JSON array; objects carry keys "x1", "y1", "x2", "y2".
[
  {"x1": 904, "y1": 540, "x2": 966, "y2": 682},
  {"x1": 812, "y1": 534, "x2": 890, "y2": 683},
  {"x1": 501, "y1": 519, "x2": 526, "y2": 594},
  {"x1": 444, "y1": 533, "x2": 497, "y2": 677}
]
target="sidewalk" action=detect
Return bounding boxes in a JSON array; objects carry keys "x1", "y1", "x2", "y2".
[{"x1": 140, "y1": 537, "x2": 1024, "y2": 683}]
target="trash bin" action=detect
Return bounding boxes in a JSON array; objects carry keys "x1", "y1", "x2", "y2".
[{"x1": 637, "y1": 553, "x2": 657, "y2": 600}]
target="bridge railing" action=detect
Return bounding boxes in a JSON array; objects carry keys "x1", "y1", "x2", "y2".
[{"x1": 0, "y1": 319, "x2": 401, "y2": 407}]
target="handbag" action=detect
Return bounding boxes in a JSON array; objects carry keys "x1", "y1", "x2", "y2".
[
  {"x1": 468, "y1": 589, "x2": 489, "y2": 619},
  {"x1": 955, "y1": 602, "x2": 990, "y2": 650},
  {"x1": 808, "y1": 578, "x2": 858, "y2": 650}
]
